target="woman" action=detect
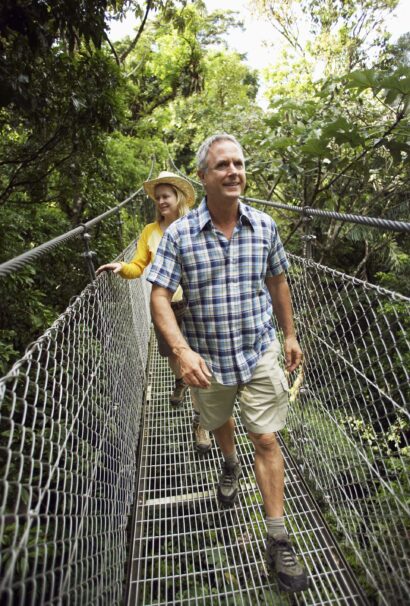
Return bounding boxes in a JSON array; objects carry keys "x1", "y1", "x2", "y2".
[{"x1": 96, "y1": 171, "x2": 211, "y2": 454}]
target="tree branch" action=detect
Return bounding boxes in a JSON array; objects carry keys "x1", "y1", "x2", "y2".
[
  {"x1": 0, "y1": 128, "x2": 65, "y2": 167},
  {"x1": 120, "y1": 0, "x2": 154, "y2": 63},
  {"x1": 283, "y1": 218, "x2": 304, "y2": 247},
  {"x1": 104, "y1": 32, "x2": 120, "y2": 66},
  {"x1": 266, "y1": 6, "x2": 305, "y2": 55},
  {"x1": 0, "y1": 150, "x2": 75, "y2": 204},
  {"x1": 317, "y1": 109, "x2": 406, "y2": 195},
  {"x1": 309, "y1": 159, "x2": 322, "y2": 206}
]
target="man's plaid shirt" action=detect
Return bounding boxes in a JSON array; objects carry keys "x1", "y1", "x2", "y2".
[{"x1": 148, "y1": 198, "x2": 289, "y2": 385}]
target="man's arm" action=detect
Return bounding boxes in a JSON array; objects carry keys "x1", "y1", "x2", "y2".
[
  {"x1": 265, "y1": 273, "x2": 302, "y2": 373},
  {"x1": 150, "y1": 285, "x2": 211, "y2": 387}
]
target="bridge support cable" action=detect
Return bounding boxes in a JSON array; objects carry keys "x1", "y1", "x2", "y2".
[
  {"x1": 126, "y1": 339, "x2": 368, "y2": 605},
  {"x1": 0, "y1": 156, "x2": 155, "y2": 280},
  {"x1": 167, "y1": 156, "x2": 410, "y2": 234}
]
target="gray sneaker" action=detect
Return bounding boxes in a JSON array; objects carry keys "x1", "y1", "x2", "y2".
[
  {"x1": 170, "y1": 378, "x2": 188, "y2": 407},
  {"x1": 266, "y1": 534, "x2": 309, "y2": 593},
  {"x1": 217, "y1": 461, "x2": 242, "y2": 506},
  {"x1": 193, "y1": 419, "x2": 211, "y2": 454}
]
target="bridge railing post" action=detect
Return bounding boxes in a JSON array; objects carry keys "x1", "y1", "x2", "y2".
[
  {"x1": 131, "y1": 199, "x2": 137, "y2": 238},
  {"x1": 295, "y1": 209, "x2": 317, "y2": 476},
  {"x1": 81, "y1": 228, "x2": 96, "y2": 281},
  {"x1": 116, "y1": 207, "x2": 124, "y2": 248},
  {"x1": 301, "y1": 210, "x2": 316, "y2": 260}
]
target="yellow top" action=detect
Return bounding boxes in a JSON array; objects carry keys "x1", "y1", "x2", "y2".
[{"x1": 119, "y1": 222, "x2": 183, "y2": 302}]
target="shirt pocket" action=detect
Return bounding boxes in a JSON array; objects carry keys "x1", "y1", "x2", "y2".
[{"x1": 271, "y1": 367, "x2": 289, "y2": 400}]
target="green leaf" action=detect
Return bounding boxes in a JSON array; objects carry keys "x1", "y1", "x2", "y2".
[
  {"x1": 383, "y1": 139, "x2": 410, "y2": 164},
  {"x1": 269, "y1": 136, "x2": 295, "y2": 150},
  {"x1": 379, "y1": 68, "x2": 410, "y2": 96},
  {"x1": 347, "y1": 69, "x2": 379, "y2": 91},
  {"x1": 301, "y1": 137, "x2": 329, "y2": 156},
  {"x1": 323, "y1": 117, "x2": 364, "y2": 147}
]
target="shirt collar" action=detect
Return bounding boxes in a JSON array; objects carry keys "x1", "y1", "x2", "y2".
[
  {"x1": 238, "y1": 200, "x2": 256, "y2": 229},
  {"x1": 197, "y1": 198, "x2": 213, "y2": 233},
  {"x1": 195, "y1": 197, "x2": 255, "y2": 234}
]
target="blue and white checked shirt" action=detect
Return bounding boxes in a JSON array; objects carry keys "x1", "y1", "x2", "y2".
[{"x1": 147, "y1": 198, "x2": 289, "y2": 385}]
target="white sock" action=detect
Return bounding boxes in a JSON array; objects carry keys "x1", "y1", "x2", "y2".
[{"x1": 266, "y1": 516, "x2": 287, "y2": 538}]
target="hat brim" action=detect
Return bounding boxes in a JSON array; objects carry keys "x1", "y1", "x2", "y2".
[{"x1": 143, "y1": 175, "x2": 195, "y2": 208}]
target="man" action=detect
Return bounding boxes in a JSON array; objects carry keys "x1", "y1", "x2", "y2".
[{"x1": 148, "y1": 133, "x2": 309, "y2": 593}]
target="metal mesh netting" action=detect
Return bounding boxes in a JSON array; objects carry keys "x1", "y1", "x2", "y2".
[
  {"x1": 0, "y1": 241, "x2": 151, "y2": 605},
  {"x1": 285, "y1": 254, "x2": 410, "y2": 605}
]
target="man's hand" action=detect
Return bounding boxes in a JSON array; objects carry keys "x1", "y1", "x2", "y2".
[
  {"x1": 284, "y1": 335, "x2": 303, "y2": 373},
  {"x1": 175, "y1": 347, "x2": 212, "y2": 388},
  {"x1": 96, "y1": 262, "x2": 122, "y2": 276}
]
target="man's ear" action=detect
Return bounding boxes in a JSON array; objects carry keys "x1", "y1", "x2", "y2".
[{"x1": 198, "y1": 170, "x2": 206, "y2": 184}]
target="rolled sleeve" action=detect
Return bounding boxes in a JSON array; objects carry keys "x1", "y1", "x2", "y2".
[
  {"x1": 147, "y1": 231, "x2": 182, "y2": 294},
  {"x1": 266, "y1": 221, "x2": 289, "y2": 277}
]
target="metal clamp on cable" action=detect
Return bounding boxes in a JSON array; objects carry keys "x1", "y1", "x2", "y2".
[
  {"x1": 301, "y1": 210, "x2": 316, "y2": 259},
  {"x1": 80, "y1": 228, "x2": 97, "y2": 281}
]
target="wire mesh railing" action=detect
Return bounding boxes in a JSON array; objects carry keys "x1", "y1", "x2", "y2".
[
  {"x1": 0, "y1": 240, "x2": 151, "y2": 605},
  {"x1": 284, "y1": 255, "x2": 410, "y2": 605}
]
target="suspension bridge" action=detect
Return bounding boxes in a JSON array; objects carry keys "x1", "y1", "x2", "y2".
[{"x1": 0, "y1": 169, "x2": 409, "y2": 606}]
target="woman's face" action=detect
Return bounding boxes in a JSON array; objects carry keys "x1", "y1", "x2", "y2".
[{"x1": 154, "y1": 184, "x2": 179, "y2": 221}]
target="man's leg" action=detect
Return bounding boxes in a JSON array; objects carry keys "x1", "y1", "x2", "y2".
[
  {"x1": 239, "y1": 341, "x2": 309, "y2": 593},
  {"x1": 192, "y1": 411, "x2": 211, "y2": 453},
  {"x1": 190, "y1": 382, "x2": 240, "y2": 504},
  {"x1": 213, "y1": 417, "x2": 242, "y2": 505},
  {"x1": 212, "y1": 416, "x2": 236, "y2": 456},
  {"x1": 248, "y1": 431, "x2": 284, "y2": 517},
  {"x1": 248, "y1": 431, "x2": 308, "y2": 592},
  {"x1": 191, "y1": 389, "x2": 211, "y2": 454},
  {"x1": 168, "y1": 355, "x2": 188, "y2": 406}
]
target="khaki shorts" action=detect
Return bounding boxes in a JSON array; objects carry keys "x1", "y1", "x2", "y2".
[
  {"x1": 154, "y1": 300, "x2": 186, "y2": 357},
  {"x1": 190, "y1": 340, "x2": 289, "y2": 434}
]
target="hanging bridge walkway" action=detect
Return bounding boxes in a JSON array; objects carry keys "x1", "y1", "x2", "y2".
[{"x1": 0, "y1": 173, "x2": 409, "y2": 605}]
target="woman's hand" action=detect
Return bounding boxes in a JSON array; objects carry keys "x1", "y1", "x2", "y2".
[{"x1": 96, "y1": 262, "x2": 123, "y2": 276}]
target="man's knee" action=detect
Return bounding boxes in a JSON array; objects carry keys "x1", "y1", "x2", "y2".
[{"x1": 248, "y1": 431, "x2": 278, "y2": 452}]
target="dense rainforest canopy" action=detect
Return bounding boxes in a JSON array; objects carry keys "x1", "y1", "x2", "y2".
[{"x1": 0, "y1": 0, "x2": 409, "y2": 373}]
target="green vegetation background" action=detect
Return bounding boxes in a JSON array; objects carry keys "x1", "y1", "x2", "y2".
[{"x1": 0, "y1": 0, "x2": 409, "y2": 374}]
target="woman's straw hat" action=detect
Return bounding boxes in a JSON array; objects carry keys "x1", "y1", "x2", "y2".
[{"x1": 143, "y1": 171, "x2": 195, "y2": 207}]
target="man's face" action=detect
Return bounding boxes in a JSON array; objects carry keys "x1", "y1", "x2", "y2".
[{"x1": 199, "y1": 140, "x2": 246, "y2": 202}]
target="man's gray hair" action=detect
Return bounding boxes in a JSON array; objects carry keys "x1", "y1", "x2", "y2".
[{"x1": 196, "y1": 133, "x2": 244, "y2": 172}]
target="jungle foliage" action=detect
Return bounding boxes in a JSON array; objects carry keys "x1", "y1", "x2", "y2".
[{"x1": 0, "y1": 0, "x2": 409, "y2": 368}]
